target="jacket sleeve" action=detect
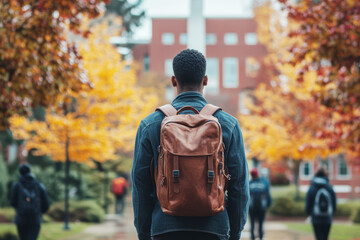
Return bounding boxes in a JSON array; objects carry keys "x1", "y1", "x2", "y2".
[
  {"x1": 305, "y1": 185, "x2": 315, "y2": 216},
  {"x1": 265, "y1": 179, "x2": 272, "y2": 208},
  {"x1": 10, "y1": 183, "x2": 19, "y2": 208},
  {"x1": 39, "y1": 183, "x2": 50, "y2": 213},
  {"x1": 132, "y1": 120, "x2": 154, "y2": 240},
  {"x1": 226, "y1": 123, "x2": 250, "y2": 240}
]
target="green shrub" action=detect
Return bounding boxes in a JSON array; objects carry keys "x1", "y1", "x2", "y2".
[
  {"x1": 0, "y1": 231, "x2": 18, "y2": 240},
  {"x1": 47, "y1": 200, "x2": 104, "y2": 223},
  {"x1": 334, "y1": 203, "x2": 352, "y2": 217},
  {"x1": 269, "y1": 197, "x2": 306, "y2": 217},
  {"x1": 270, "y1": 173, "x2": 290, "y2": 186},
  {"x1": 351, "y1": 207, "x2": 360, "y2": 224},
  {"x1": 0, "y1": 208, "x2": 15, "y2": 223},
  {"x1": 42, "y1": 214, "x2": 53, "y2": 223}
]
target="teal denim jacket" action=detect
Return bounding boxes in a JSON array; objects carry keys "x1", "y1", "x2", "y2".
[{"x1": 132, "y1": 92, "x2": 249, "y2": 240}]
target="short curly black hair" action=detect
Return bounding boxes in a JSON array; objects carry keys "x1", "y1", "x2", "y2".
[{"x1": 172, "y1": 49, "x2": 206, "y2": 89}]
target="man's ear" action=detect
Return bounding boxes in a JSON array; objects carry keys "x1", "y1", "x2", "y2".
[
  {"x1": 203, "y1": 76, "x2": 208, "y2": 86},
  {"x1": 171, "y1": 76, "x2": 177, "y2": 87}
]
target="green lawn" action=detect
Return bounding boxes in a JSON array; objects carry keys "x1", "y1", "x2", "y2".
[
  {"x1": 0, "y1": 222, "x2": 90, "y2": 240},
  {"x1": 287, "y1": 223, "x2": 360, "y2": 240}
]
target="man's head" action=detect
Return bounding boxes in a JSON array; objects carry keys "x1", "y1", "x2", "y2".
[
  {"x1": 172, "y1": 49, "x2": 207, "y2": 93},
  {"x1": 250, "y1": 168, "x2": 259, "y2": 179},
  {"x1": 315, "y1": 167, "x2": 328, "y2": 178},
  {"x1": 19, "y1": 163, "x2": 31, "y2": 176}
]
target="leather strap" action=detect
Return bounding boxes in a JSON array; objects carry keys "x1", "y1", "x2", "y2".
[
  {"x1": 156, "y1": 104, "x2": 177, "y2": 117},
  {"x1": 177, "y1": 106, "x2": 199, "y2": 115},
  {"x1": 173, "y1": 155, "x2": 179, "y2": 193},
  {"x1": 200, "y1": 104, "x2": 221, "y2": 116}
]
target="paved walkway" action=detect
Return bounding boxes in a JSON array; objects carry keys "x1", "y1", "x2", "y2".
[{"x1": 63, "y1": 199, "x2": 313, "y2": 240}]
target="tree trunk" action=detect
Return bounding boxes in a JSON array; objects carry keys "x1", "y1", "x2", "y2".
[{"x1": 293, "y1": 159, "x2": 302, "y2": 201}]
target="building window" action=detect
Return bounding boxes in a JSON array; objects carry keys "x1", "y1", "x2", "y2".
[
  {"x1": 165, "y1": 85, "x2": 174, "y2": 102},
  {"x1": 224, "y1": 33, "x2": 238, "y2": 45},
  {"x1": 162, "y1": 33, "x2": 174, "y2": 45},
  {"x1": 179, "y1": 33, "x2": 187, "y2": 45},
  {"x1": 143, "y1": 54, "x2": 149, "y2": 72},
  {"x1": 206, "y1": 33, "x2": 217, "y2": 45},
  {"x1": 245, "y1": 57, "x2": 260, "y2": 78},
  {"x1": 238, "y1": 89, "x2": 251, "y2": 114},
  {"x1": 336, "y1": 155, "x2": 350, "y2": 179},
  {"x1": 223, "y1": 57, "x2": 239, "y2": 88},
  {"x1": 205, "y1": 58, "x2": 219, "y2": 95},
  {"x1": 300, "y1": 162, "x2": 313, "y2": 179},
  {"x1": 164, "y1": 59, "x2": 173, "y2": 76},
  {"x1": 245, "y1": 33, "x2": 258, "y2": 45}
]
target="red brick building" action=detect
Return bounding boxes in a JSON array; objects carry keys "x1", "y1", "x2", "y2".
[
  {"x1": 299, "y1": 155, "x2": 360, "y2": 200},
  {"x1": 130, "y1": 17, "x2": 267, "y2": 115}
]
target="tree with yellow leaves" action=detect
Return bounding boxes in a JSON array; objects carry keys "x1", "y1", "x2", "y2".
[
  {"x1": 11, "y1": 21, "x2": 158, "y2": 163},
  {"x1": 242, "y1": 1, "x2": 338, "y2": 199},
  {"x1": 10, "y1": 20, "x2": 158, "y2": 227}
]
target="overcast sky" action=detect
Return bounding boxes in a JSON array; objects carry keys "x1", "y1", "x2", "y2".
[{"x1": 132, "y1": 0, "x2": 254, "y2": 40}]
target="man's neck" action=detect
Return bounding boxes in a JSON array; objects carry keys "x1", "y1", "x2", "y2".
[{"x1": 176, "y1": 88, "x2": 203, "y2": 96}]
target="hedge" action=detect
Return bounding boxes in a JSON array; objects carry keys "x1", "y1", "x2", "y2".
[
  {"x1": 47, "y1": 200, "x2": 104, "y2": 223},
  {"x1": 269, "y1": 197, "x2": 306, "y2": 217},
  {"x1": 351, "y1": 208, "x2": 360, "y2": 224}
]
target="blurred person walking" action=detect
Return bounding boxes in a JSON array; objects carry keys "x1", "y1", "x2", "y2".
[
  {"x1": 111, "y1": 175, "x2": 129, "y2": 215},
  {"x1": 248, "y1": 168, "x2": 272, "y2": 240},
  {"x1": 10, "y1": 164, "x2": 50, "y2": 240},
  {"x1": 306, "y1": 168, "x2": 337, "y2": 240},
  {"x1": 132, "y1": 49, "x2": 249, "y2": 240}
]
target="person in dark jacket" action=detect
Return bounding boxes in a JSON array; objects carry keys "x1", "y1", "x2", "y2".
[
  {"x1": 305, "y1": 168, "x2": 337, "y2": 240},
  {"x1": 132, "y1": 49, "x2": 250, "y2": 240},
  {"x1": 10, "y1": 164, "x2": 50, "y2": 240},
  {"x1": 248, "y1": 168, "x2": 271, "y2": 240}
]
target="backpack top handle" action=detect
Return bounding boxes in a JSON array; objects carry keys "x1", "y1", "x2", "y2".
[
  {"x1": 176, "y1": 106, "x2": 200, "y2": 115},
  {"x1": 157, "y1": 104, "x2": 221, "y2": 117}
]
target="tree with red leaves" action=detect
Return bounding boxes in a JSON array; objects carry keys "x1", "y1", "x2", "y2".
[
  {"x1": 0, "y1": 0, "x2": 109, "y2": 129},
  {"x1": 279, "y1": 0, "x2": 360, "y2": 163}
]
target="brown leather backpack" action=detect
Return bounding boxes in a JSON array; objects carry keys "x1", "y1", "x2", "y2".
[{"x1": 155, "y1": 104, "x2": 230, "y2": 216}]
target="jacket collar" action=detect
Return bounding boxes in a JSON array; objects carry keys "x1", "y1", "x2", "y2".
[{"x1": 171, "y1": 91, "x2": 207, "y2": 106}]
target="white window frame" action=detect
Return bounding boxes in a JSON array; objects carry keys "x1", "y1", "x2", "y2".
[
  {"x1": 224, "y1": 33, "x2": 238, "y2": 45},
  {"x1": 204, "y1": 58, "x2": 219, "y2": 95},
  {"x1": 300, "y1": 161, "x2": 313, "y2": 180},
  {"x1": 245, "y1": 32, "x2": 258, "y2": 45},
  {"x1": 222, "y1": 57, "x2": 239, "y2": 88},
  {"x1": 179, "y1": 33, "x2": 187, "y2": 45},
  {"x1": 165, "y1": 85, "x2": 175, "y2": 102},
  {"x1": 162, "y1": 33, "x2": 174, "y2": 45},
  {"x1": 164, "y1": 59, "x2": 173, "y2": 77},
  {"x1": 336, "y1": 156, "x2": 351, "y2": 180},
  {"x1": 206, "y1": 33, "x2": 217, "y2": 45}
]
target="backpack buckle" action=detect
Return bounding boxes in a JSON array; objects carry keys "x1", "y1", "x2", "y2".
[
  {"x1": 172, "y1": 170, "x2": 180, "y2": 182},
  {"x1": 208, "y1": 170, "x2": 214, "y2": 183}
]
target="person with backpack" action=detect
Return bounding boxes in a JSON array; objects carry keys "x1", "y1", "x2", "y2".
[
  {"x1": 305, "y1": 168, "x2": 337, "y2": 240},
  {"x1": 10, "y1": 164, "x2": 50, "y2": 240},
  {"x1": 132, "y1": 49, "x2": 250, "y2": 240},
  {"x1": 111, "y1": 175, "x2": 129, "y2": 215},
  {"x1": 248, "y1": 168, "x2": 271, "y2": 240}
]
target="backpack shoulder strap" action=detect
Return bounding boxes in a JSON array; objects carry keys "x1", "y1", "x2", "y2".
[
  {"x1": 156, "y1": 104, "x2": 177, "y2": 117},
  {"x1": 200, "y1": 104, "x2": 221, "y2": 116}
]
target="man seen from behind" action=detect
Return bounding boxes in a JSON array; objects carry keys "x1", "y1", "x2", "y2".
[
  {"x1": 10, "y1": 164, "x2": 50, "y2": 240},
  {"x1": 132, "y1": 49, "x2": 249, "y2": 240}
]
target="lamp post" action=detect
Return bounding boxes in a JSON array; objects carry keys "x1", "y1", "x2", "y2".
[{"x1": 64, "y1": 135, "x2": 70, "y2": 230}]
